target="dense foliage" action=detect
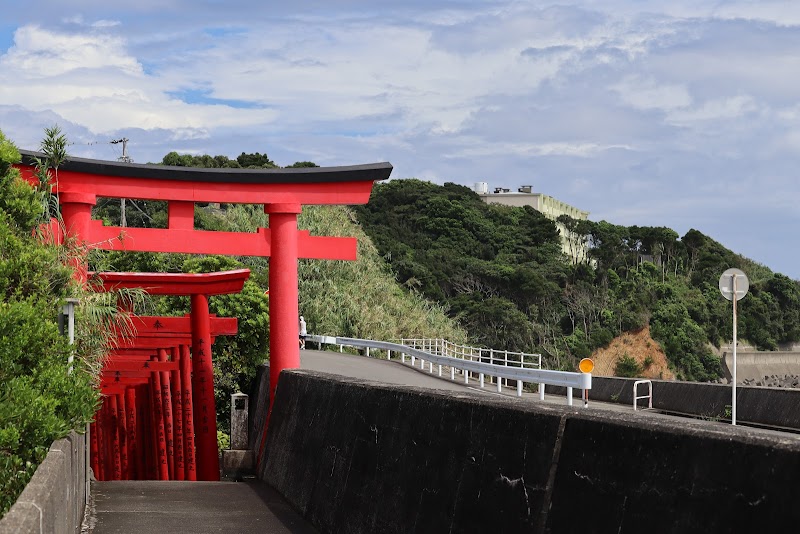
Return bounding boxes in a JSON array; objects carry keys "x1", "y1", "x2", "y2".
[
  {"x1": 0, "y1": 130, "x2": 100, "y2": 517},
  {"x1": 354, "y1": 179, "x2": 800, "y2": 380}
]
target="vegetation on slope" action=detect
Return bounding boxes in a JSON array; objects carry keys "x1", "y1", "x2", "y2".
[{"x1": 354, "y1": 179, "x2": 800, "y2": 381}]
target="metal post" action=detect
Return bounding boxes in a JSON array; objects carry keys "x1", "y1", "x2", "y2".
[
  {"x1": 517, "y1": 381, "x2": 523, "y2": 397},
  {"x1": 451, "y1": 367, "x2": 455, "y2": 380},
  {"x1": 732, "y1": 274, "x2": 738, "y2": 426},
  {"x1": 438, "y1": 364, "x2": 442, "y2": 377},
  {"x1": 61, "y1": 298, "x2": 79, "y2": 373},
  {"x1": 497, "y1": 377, "x2": 502, "y2": 393},
  {"x1": 567, "y1": 387, "x2": 573, "y2": 407},
  {"x1": 480, "y1": 373, "x2": 484, "y2": 388},
  {"x1": 539, "y1": 383, "x2": 545, "y2": 400}
]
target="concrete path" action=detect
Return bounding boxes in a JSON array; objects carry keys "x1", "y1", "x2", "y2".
[
  {"x1": 300, "y1": 348, "x2": 477, "y2": 392},
  {"x1": 86, "y1": 480, "x2": 318, "y2": 533}
]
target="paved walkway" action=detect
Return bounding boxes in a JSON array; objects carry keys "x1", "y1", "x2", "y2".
[{"x1": 86, "y1": 480, "x2": 318, "y2": 533}]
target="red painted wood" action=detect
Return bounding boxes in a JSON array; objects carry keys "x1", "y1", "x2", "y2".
[
  {"x1": 92, "y1": 271, "x2": 250, "y2": 296},
  {"x1": 125, "y1": 387, "x2": 138, "y2": 480},
  {"x1": 117, "y1": 393, "x2": 129, "y2": 480},
  {"x1": 150, "y1": 365, "x2": 169, "y2": 480},
  {"x1": 124, "y1": 315, "x2": 238, "y2": 335},
  {"x1": 108, "y1": 395, "x2": 122, "y2": 480},
  {"x1": 158, "y1": 349, "x2": 175, "y2": 480},
  {"x1": 266, "y1": 206, "x2": 301, "y2": 405},
  {"x1": 180, "y1": 344, "x2": 197, "y2": 481},
  {"x1": 104, "y1": 360, "x2": 179, "y2": 372},
  {"x1": 191, "y1": 294, "x2": 219, "y2": 480},
  {"x1": 95, "y1": 407, "x2": 105, "y2": 481},
  {"x1": 171, "y1": 347, "x2": 185, "y2": 481},
  {"x1": 16, "y1": 164, "x2": 377, "y2": 205}
]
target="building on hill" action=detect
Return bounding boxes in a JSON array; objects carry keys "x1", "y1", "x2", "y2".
[{"x1": 474, "y1": 183, "x2": 590, "y2": 264}]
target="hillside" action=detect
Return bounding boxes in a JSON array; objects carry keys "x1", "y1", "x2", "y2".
[
  {"x1": 354, "y1": 178, "x2": 800, "y2": 381},
  {"x1": 591, "y1": 326, "x2": 675, "y2": 380}
]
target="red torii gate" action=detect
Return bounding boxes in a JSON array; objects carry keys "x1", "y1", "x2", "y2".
[
  {"x1": 96, "y1": 312, "x2": 239, "y2": 481},
  {"x1": 15, "y1": 150, "x2": 391, "y2": 406},
  {"x1": 15, "y1": 150, "x2": 390, "y2": 481},
  {"x1": 93, "y1": 270, "x2": 247, "y2": 480}
]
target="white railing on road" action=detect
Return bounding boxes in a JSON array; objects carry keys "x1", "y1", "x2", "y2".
[
  {"x1": 307, "y1": 335, "x2": 591, "y2": 406},
  {"x1": 398, "y1": 338, "x2": 542, "y2": 370}
]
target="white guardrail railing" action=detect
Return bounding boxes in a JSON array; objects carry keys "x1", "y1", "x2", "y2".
[
  {"x1": 398, "y1": 338, "x2": 542, "y2": 370},
  {"x1": 307, "y1": 335, "x2": 591, "y2": 407}
]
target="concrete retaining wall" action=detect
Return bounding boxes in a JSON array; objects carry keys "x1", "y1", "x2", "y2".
[
  {"x1": 260, "y1": 370, "x2": 800, "y2": 533},
  {"x1": 0, "y1": 430, "x2": 88, "y2": 534},
  {"x1": 559, "y1": 376, "x2": 800, "y2": 429}
]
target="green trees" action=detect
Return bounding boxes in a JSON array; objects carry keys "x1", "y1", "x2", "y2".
[
  {"x1": 0, "y1": 129, "x2": 100, "y2": 516},
  {"x1": 355, "y1": 179, "x2": 800, "y2": 379}
]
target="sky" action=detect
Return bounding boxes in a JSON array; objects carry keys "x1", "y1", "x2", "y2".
[{"x1": 1, "y1": 1, "x2": 798, "y2": 280}]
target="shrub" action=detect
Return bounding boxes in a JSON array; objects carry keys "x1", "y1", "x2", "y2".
[{"x1": 615, "y1": 353, "x2": 642, "y2": 378}]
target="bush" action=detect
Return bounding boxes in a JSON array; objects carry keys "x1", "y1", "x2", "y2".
[
  {"x1": 0, "y1": 128, "x2": 99, "y2": 517},
  {"x1": 615, "y1": 353, "x2": 642, "y2": 378}
]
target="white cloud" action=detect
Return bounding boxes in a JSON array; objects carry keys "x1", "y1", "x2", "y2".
[
  {"x1": 1, "y1": 1, "x2": 800, "y2": 277},
  {"x1": 666, "y1": 95, "x2": 759, "y2": 124},
  {"x1": 612, "y1": 76, "x2": 692, "y2": 111}
]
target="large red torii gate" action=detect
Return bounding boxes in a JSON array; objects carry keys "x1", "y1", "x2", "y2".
[
  {"x1": 15, "y1": 150, "x2": 391, "y2": 404},
  {"x1": 15, "y1": 151, "x2": 391, "y2": 481}
]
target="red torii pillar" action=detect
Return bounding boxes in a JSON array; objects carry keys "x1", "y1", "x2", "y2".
[
  {"x1": 266, "y1": 203, "x2": 301, "y2": 400},
  {"x1": 95, "y1": 272, "x2": 248, "y2": 480}
]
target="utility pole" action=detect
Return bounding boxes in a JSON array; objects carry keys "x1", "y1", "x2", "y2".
[{"x1": 111, "y1": 138, "x2": 132, "y2": 226}]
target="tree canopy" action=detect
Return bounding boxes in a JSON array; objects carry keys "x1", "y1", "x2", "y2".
[{"x1": 355, "y1": 179, "x2": 800, "y2": 380}]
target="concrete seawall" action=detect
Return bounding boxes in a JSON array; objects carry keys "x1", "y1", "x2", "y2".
[
  {"x1": 721, "y1": 350, "x2": 800, "y2": 382},
  {"x1": 259, "y1": 370, "x2": 800, "y2": 532},
  {"x1": 0, "y1": 430, "x2": 88, "y2": 534}
]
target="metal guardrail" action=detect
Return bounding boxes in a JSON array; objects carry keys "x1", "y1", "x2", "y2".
[
  {"x1": 633, "y1": 380, "x2": 653, "y2": 410},
  {"x1": 398, "y1": 338, "x2": 542, "y2": 370},
  {"x1": 307, "y1": 335, "x2": 591, "y2": 406}
]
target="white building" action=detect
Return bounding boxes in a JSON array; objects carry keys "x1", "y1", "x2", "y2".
[{"x1": 475, "y1": 183, "x2": 590, "y2": 263}]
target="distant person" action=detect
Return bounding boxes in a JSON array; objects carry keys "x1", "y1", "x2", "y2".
[{"x1": 299, "y1": 315, "x2": 307, "y2": 349}]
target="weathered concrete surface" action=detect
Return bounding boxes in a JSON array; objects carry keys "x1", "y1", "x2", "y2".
[
  {"x1": 0, "y1": 431, "x2": 87, "y2": 534},
  {"x1": 571, "y1": 376, "x2": 800, "y2": 429},
  {"x1": 262, "y1": 370, "x2": 800, "y2": 533},
  {"x1": 722, "y1": 350, "x2": 800, "y2": 382},
  {"x1": 87, "y1": 480, "x2": 317, "y2": 533}
]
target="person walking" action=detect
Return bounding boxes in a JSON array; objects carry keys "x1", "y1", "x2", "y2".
[{"x1": 299, "y1": 315, "x2": 307, "y2": 349}]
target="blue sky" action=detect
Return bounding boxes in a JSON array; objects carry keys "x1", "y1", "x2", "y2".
[{"x1": 1, "y1": 1, "x2": 798, "y2": 279}]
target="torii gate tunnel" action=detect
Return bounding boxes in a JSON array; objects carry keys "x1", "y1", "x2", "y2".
[{"x1": 15, "y1": 150, "x2": 392, "y2": 481}]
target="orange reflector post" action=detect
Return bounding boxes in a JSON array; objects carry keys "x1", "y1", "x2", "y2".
[{"x1": 579, "y1": 358, "x2": 594, "y2": 373}]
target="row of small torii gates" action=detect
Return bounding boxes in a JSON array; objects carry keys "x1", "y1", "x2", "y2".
[{"x1": 16, "y1": 150, "x2": 392, "y2": 481}]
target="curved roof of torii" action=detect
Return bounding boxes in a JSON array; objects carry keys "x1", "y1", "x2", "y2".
[{"x1": 18, "y1": 149, "x2": 393, "y2": 184}]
